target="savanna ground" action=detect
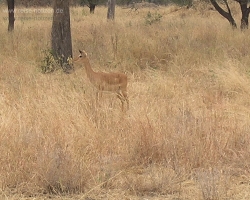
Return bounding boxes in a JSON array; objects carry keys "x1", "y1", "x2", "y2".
[{"x1": 1, "y1": 2, "x2": 250, "y2": 199}]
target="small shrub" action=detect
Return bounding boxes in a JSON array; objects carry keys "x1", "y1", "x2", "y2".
[
  {"x1": 40, "y1": 50, "x2": 73, "y2": 74},
  {"x1": 144, "y1": 11, "x2": 162, "y2": 25},
  {"x1": 40, "y1": 49, "x2": 61, "y2": 73}
]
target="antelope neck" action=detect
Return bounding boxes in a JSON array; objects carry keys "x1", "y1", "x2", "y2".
[{"x1": 82, "y1": 58, "x2": 97, "y2": 81}]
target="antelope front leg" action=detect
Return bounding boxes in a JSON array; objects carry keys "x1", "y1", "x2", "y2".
[
  {"x1": 95, "y1": 91, "x2": 99, "y2": 108},
  {"x1": 122, "y1": 90, "x2": 129, "y2": 110},
  {"x1": 117, "y1": 92, "x2": 125, "y2": 111},
  {"x1": 126, "y1": 97, "x2": 129, "y2": 110},
  {"x1": 95, "y1": 91, "x2": 104, "y2": 109}
]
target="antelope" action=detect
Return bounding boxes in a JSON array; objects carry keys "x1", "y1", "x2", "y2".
[{"x1": 73, "y1": 50, "x2": 129, "y2": 111}]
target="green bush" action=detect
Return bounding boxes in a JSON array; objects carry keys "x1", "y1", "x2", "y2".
[
  {"x1": 145, "y1": 11, "x2": 162, "y2": 25},
  {"x1": 40, "y1": 49, "x2": 61, "y2": 74}
]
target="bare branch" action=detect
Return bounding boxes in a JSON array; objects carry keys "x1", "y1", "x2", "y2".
[
  {"x1": 210, "y1": 0, "x2": 237, "y2": 28},
  {"x1": 223, "y1": 0, "x2": 232, "y2": 15}
]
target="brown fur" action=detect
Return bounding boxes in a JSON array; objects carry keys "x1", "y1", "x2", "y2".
[{"x1": 74, "y1": 50, "x2": 129, "y2": 111}]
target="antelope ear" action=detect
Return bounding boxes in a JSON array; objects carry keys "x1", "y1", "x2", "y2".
[
  {"x1": 79, "y1": 50, "x2": 83, "y2": 54},
  {"x1": 84, "y1": 51, "x2": 87, "y2": 56}
]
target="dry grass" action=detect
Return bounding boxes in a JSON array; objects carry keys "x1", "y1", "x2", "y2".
[{"x1": 1, "y1": 3, "x2": 250, "y2": 199}]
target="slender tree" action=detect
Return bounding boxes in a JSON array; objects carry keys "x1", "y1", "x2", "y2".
[
  {"x1": 7, "y1": 0, "x2": 15, "y2": 32},
  {"x1": 107, "y1": 0, "x2": 116, "y2": 20},
  {"x1": 80, "y1": 0, "x2": 99, "y2": 14},
  {"x1": 87, "y1": 0, "x2": 99, "y2": 13},
  {"x1": 210, "y1": 0, "x2": 250, "y2": 29},
  {"x1": 88, "y1": 2, "x2": 96, "y2": 13},
  {"x1": 51, "y1": 0, "x2": 73, "y2": 72},
  {"x1": 237, "y1": 0, "x2": 250, "y2": 29}
]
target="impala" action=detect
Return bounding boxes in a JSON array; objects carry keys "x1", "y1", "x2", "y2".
[{"x1": 74, "y1": 50, "x2": 129, "y2": 111}]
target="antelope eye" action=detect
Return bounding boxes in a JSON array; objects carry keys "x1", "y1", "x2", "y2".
[{"x1": 79, "y1": 55, "x2": 82, "y2": 58}]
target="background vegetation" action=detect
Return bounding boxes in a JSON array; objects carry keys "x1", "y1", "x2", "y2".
[
  {"x1": 0, "y1": 0, "x2": 194, "y2": 7},
  {"x1": 1, "y1": 2, "x2": 250, "y2": 199}
]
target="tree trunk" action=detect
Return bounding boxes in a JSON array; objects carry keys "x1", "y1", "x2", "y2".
[
  {"x1": 239, "y1": 0, "x2": 250, "y2": 29},
  {"x1": 210, "y1": 0, "x2": 237, "y2": 28},
  {"x1": 7, "y1": 0, "x2": 15, "y2": 32},
  {"x1": 107, "y1": 0, "x2": 115, "y2": 20},
  {"x1": 89, "y1": 3, "x2": 96, "y2": 13},
  {"x1": 51, "y1": 0, "x2": 73, "y2": 73}
]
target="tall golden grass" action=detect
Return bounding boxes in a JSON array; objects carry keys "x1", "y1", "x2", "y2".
[{"x1": 1, "y1": 3, "x2": 250, "y2": 199}]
